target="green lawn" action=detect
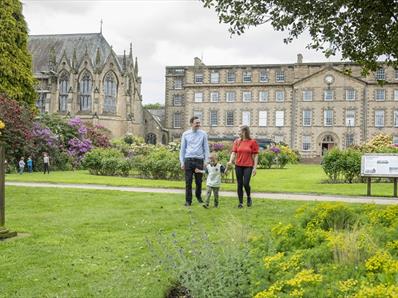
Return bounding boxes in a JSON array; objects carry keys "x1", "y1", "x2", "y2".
[
  {"x1": 6, "y1": 164, "x2": 395, "y2": 197},
  {"x1": 1, "y1": 186, "x2": 317, "y2": 297}
]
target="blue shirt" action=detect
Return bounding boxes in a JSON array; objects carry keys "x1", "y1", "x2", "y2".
[{"x1": 179, "y1": 129, "x2": 210, "y2": 165}]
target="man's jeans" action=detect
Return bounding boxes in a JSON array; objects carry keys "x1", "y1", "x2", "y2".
[{"x1": 184, "y1": 158, "x2": 204, "y2": 205}]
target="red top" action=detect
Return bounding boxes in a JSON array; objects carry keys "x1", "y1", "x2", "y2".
[{"x1": 232, "y1": 139, "x2": 259, "y2": 167}]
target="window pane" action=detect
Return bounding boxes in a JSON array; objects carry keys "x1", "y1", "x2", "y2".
[
  {"x1": 375, "y1": 89, "x2": 385, "y2": 101},
  {"x1": 173, "y1": 95, "x2": 182, "y2": 106},
  {"x1": 174, "y1": 78, "x2": 182, "y2": 89},
  {"x1": 324, "y1": 90, "x2": 333, "y2": 101},
  {"x1": 275, "y1": 111, "x2": 284, "y2": 127},
  {"x1": 227, "y1": 71, "x2": 236, "y2": 83},
  {"x1": 345, "y1": 89, "x2": 356, "y2": 101},
  {"x1": 259, "y1": 91, "x2": 268, "y2": 102},
  {"x1": 173, "y1": 113, "x2": 181, "y2": 128},
  {"x1": 346, "y1": 134, "x2": 354, "y2": 147},
  {"x1": 259, "y1": 70, "x2": 268, "y2": 82},
  {"x1": 345, "y1": 110, "x2": 355, "y2": 126},
  {"x1": 226, "y1": 91, "x2": 236, "y2": 102},
  {"x1": 242, "y1": 111, "x2": 251, "y2": 126},
  {"x1": 303, "y1": 110, "x2": 312, "y2": 126},
  {"x1": 375, "y1": 68, "x2": 385, "y2": 80},
  {"x1": 375, "y1": 110, "x2": 384, "y2": 127},
  {"x1": 324, "y1": 110, "x2": 333, "y2": 126},
  {"x1": 275, "y1": 70, "x2": 285, "y2": 82},
  {"x1": 195, "y1": 73, "x2": 203, "y2": 83},
  {"x1": 242, "y1": 91, "x2": 252, "y2": 102},
  {"x1": 210, "y1": 92, "x2": 219, "y2": 102},
  {"x1": 258, "y1": 111, "x2": 267, "y2": 127},
  {"x1": 303, "y1": 90, "x2": 312, "y2": 101},
  {"x1": 210, "y1": 72, "x2": 219, "y2": 83},
  {"x1": 210, "y1": 111, "x2": 218, "y2": 126},
  {"x1": 243, "y1": 71, "x2": 252, "y2": 82},
  {"x1": 302, "y1": 136, "x2": 311, "y2": 151},
  {"x1": 226, "y1": 111, "x2": 234, "y2": 126},
  {"x1": 394, "y1": 110, "x2": 398, "y2": 127},
  {"x1": 275, "y1": 91, "x2": 284, "y2": 102},
  {"x1": 194, "y1": 92, "x2": 203, "y2": 103}
]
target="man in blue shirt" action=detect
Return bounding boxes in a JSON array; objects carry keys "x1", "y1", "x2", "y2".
[{"x1": 179, "y1": 116, "x2": 210, "y2": 206}]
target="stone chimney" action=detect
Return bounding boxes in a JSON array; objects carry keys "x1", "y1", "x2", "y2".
[
  {"x1": 297, "y1": 53, "x2": 303, "y2": 64},
  {"x1": 194, "y1": 57, "x2": 205, "y2": 66}
]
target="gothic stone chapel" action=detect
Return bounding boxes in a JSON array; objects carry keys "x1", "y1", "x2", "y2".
[{"x1": 28, "y1": 33, "x2": 162, "y2": 140}]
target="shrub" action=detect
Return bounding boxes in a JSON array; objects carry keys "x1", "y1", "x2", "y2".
[
  {"x1": 340, "y1": 149, "x2": 362, "y2": 183},
  {"x1": 134, "y1": 146, "x2": 182, "y2": 180},
  {"x1": 258, "y1": 150, "x2": 275, "y2": 169},
  {"x1": 322, "y1": 148, "x2": 344, "y2": 182},
  {"x1": 0, "y1": 96, "x2": 33, "y2": 166},
  {"x1": 82, "y1": 148, "x2": 132, "y2": 176}
]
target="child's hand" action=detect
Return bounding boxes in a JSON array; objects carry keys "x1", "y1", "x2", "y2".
[{"x1": 194, "y1": 168, "x2": 202, "y2": 173}]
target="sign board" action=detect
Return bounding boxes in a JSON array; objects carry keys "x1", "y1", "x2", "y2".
[{"x1": 361, "y1": 153, "x2": 398, "y2": 177}]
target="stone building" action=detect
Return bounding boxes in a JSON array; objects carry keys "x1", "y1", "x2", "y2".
[
  {"x1": 28, "y1": 32, "x2": 167, "y2": 142},
  {"x1": 165, "y1": 56, "x2": 398, "y2": 158}
]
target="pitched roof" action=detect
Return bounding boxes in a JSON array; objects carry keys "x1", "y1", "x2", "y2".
[{"x1": 28, "y1": 33, "x2": 112, "y2": 74}]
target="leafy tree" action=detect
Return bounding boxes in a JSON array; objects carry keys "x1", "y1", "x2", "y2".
[
  {"x1": 0, "y1": 0, "x2": 37, "y2": 105},
  {"x1": 202, "y1": 0, "x2": 398, "y2": 72},
  {"x1": 143, "y1": 102, "x2": 164, "y2": 109}
]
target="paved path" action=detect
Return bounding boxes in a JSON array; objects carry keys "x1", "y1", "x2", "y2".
[{"x1": 6, "y1": 181, "x2": 398, "y2": 205}]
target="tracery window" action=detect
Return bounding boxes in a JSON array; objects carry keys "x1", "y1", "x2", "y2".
[
  {"x1": 104, "y1": 72, "x2": 117, "y2": 114},
  {"x1": 79, "y1": 71, "x2": 92, "y2": 112},
  {"x1": 58, "y1": 72, "x2": 69, "y2": 112}
]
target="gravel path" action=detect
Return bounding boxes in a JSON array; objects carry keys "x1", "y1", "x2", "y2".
[{"x1": 6, "y1": 181, "x2": 398, "y2": 205}]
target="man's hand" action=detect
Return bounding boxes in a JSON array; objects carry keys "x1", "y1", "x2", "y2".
[
  {"x1": 194, "y1": 168, "x2": 204, "y2": 174},
  {"x1": 181, "y1": 164, "x2": 185, "y2": 170},
  {"x1": 252, "y1": 168, "x2": 257, "y2": 176}
]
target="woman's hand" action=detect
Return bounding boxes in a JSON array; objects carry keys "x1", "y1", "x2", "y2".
[{"x1": 252, "y1": 168, "x2": 257, "y2": 176}]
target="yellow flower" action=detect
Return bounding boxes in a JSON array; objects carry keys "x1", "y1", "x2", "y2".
[{"x1": 0, "y1": 120, "x2": 5, "y2": 130}]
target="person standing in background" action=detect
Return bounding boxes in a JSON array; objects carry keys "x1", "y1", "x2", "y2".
[
  {"x1": 43, "y1": 152, "x2": 50, "y2": 174},
  {"x1": 27, "y1": 156, "x2": 33, "y2": 173}
]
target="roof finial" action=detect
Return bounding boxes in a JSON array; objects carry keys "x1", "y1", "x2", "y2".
[
  {"x1": 100, "y1": 19, "x2": 103, "y2": 34},
  {"x1": 129, "y1": 43, "x2": 133, "y2": 59}
]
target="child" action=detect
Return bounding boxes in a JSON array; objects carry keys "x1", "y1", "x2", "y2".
[
  {"x1": 195, "y1": 152, "x2": 227, "y2": 208},
  {"x1": 18, "y1": 157, "x2": 25, "y2": 175},
  {"x1": 43, "y1": 152, "x2": 50, "y2": 174},
  {"x1": 27, "y1": 156, "x2": 33, "y2": 173}
]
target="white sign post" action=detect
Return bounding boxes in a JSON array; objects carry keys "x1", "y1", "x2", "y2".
[{"x1": 361, "y1": 153, "x2": 398, "y2": 197}]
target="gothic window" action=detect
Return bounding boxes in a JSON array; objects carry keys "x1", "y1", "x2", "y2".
[
  {"x1": 104, "y1": 72, "x2": 117, "y2": 114},
  {"x1": 36, "y1": 92, "x2": 46, "y2": 114},
  {"x1": 58, "y1": 72, "x2": 69, "y2": 112},
  {"x1": 79, "y1": 71, "x2": 92, "y2": 112}
]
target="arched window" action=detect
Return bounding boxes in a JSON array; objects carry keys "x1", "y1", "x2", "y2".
[
  {"x1": 104, "y1": 72, "x2": 117, "y2": 113},
  {"x1": 58, "y1": 72, "x2": 69, "y2": 112},
  {"x1": 79, "y1": 71, "x2": 92, "y2": 112}
]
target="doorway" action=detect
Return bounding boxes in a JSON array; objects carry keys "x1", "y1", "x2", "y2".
[{"x1": 321, "y1": 135, "x2": 335, "y2": 156}]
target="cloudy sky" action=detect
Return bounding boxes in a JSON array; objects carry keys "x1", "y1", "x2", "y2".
[{"x1": 23, "y1": 0, "x2": 340, "y2": 104}]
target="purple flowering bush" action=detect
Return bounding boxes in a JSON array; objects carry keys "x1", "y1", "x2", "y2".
[{"x1": 258, "y1": 145, "x2": 298, "y2": 169}]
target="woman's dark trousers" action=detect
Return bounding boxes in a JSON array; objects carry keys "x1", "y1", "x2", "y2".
[{"x1": 235, "y1": 166, "x2": 253, "y2": 205}]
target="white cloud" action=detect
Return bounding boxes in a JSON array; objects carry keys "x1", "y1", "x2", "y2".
[{"x1": 23, "y1": 0, "x2": 340, "y2": 104}]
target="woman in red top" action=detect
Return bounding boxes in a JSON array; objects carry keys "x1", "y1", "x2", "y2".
[{"x1": 228, "y1": 125, "x2": 259, "y2": 208}]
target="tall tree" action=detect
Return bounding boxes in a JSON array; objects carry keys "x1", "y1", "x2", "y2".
[
  {"x1": 202, "y1": 0, "x2": 398, "y2": 72},
  {"x1": 0, "y1": 0, "x2": 37, "y2": 105}
]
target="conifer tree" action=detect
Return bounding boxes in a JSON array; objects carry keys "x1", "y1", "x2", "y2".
[{"x1": 0, "y1": 0, "x2": 37, "y2": 106}]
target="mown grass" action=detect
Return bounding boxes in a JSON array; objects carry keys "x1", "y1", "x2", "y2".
[
  {"x1": 0, "y1": 186, "x2": 316, "y2": 297},
  {"x1": 6, "y1": 164, "x2": 395, "y2": 197}
]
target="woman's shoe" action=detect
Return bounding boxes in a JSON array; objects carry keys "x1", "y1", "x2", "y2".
[
  {"x1": 238, "y1": 204, "x2": 243, "y2": 208},
  {"x1": 247, "y1": 198, "x2": 252, "y2": 207}
]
